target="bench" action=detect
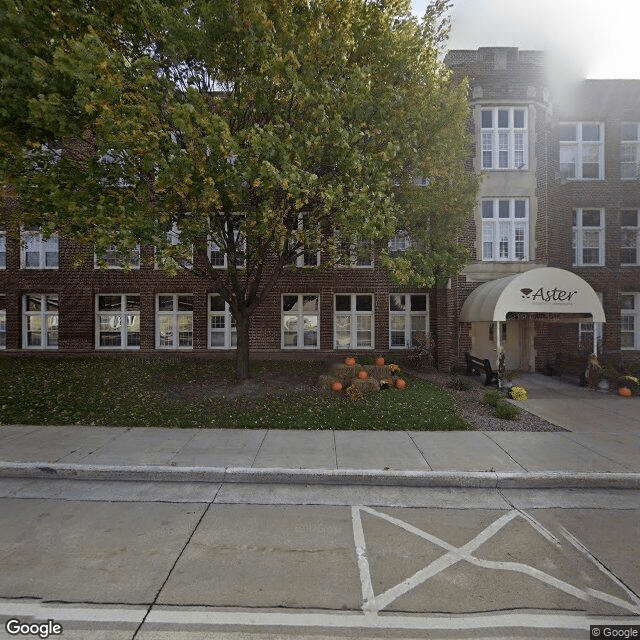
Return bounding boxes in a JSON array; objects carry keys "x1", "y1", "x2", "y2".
[
  {"x1": 545, "y1": 353, "x2": 588, "y2": 386},
  {"x1": 464, "y1": 351, "x2": 499, "y2": 386}
]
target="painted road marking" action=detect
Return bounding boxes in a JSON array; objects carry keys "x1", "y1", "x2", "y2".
[{"x1": 351, "y1": 506, "x2": 640, "y2": 616}]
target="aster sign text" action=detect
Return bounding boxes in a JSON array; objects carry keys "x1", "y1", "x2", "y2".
[{"x1": 520, "y1": 286, "x2": 578, "y2": 304}]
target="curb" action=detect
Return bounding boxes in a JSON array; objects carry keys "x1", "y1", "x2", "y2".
[{"x1": 1, "y1": 462, "x2": 639, "y2": 490}]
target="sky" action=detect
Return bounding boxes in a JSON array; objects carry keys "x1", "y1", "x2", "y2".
[{"x1": 411, "y1": 0, "x2": 640, "y2": 79}]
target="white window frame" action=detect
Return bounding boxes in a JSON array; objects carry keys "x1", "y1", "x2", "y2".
[
  {"x1": 94, "y1": 245, "x2": 141, "y2": 270},
  {"x1": 481, "y1": 198, "x2": 529, "y2": 261},
  {"x1": 0, "y1": 229, "x2": 6, "y2": 269},
  {"x1": 388, "y1": 231, "x2": 412, "y2": 255},
  {"x1": 334, "y1": 293, "x2": 374, "y2": 349},
  {"x1": 559, "y1": 122, "x2": 604, "y2": 180},
  {"x1": 22, "y1": 294, "x2": 58, "y2": 350},
  {"x1": 20, "y1": 229, "x2": 59, "y2": 269},
  {"x1": 621, "y1": 209, "x2": 640, "y2": 265},
  {"x1": 621, "y1": 293, "x2": 639, "y2": 350},
  {"x1": 578, "y1": 293, "x2": 603, "y2": 354},
  {"x1": 156, "y1": 294, "x2": 194, "y2": 350},
  {"x1": 0, "y1": 294, "x2": 6, "y2": 349},
  {"x1": 208, "y1": 294, "x2": 237, "y2": 349},
  {"x1": 480, "y1": 107, "x2": 528, "y2": 170},
  {"x1": 290, "y1": 214, "x2": 321, "y2": 267},
  {"x1": 95, "y1": 294, "x2": 141, "y2": 350},
  {"x1": 389, "y1": 294, "x2": 429, "y2": 349},
  {"x1": 281, "y1": 294, "x2": 320, "y2": 349},
  {"x1": 621, "y1": 123, "x2": 640, "y2": 180},
  {"x1": 573, "y1": 208, "x2": 605, "y2": 266},
  {"x1": 208, "y1": 219, "x2": 246, "y2": 269},
  {"x1": 335, "y1": 235, "x2": 374, "y2": 269}
]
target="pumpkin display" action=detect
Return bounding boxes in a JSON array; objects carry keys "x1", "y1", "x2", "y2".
[
  {"x1": 358, "y1": 370, "x2": 368, "y2": 380},
  {"x1": 618, "y1": 387, "x2": 632, "y2": 397},
  {"x1": 375, "y1": 356, "x2": 385, "y2": 367},
  {"x1": 395, "y1": 378, "x2": 406, "y2": 390},
  {"x1": 331, "y1": 381, "x2": 343, "y2": 392},
  {"x1": 345, "y1": 357, "x2": 356, "y2": 367}
]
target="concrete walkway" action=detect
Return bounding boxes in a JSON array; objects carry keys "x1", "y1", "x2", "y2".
[{"x1": 0, "y1": 374, "x2": 638, "y2": 489}]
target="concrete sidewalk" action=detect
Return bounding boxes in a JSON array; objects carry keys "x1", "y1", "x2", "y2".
[{"x1": 0, "y1": 374, "x2": 638, "y2": 489}]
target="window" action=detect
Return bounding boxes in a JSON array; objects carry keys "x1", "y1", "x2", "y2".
[
  {"x1": 0, "y1": 229, "x2": 6, "y2": 269},
  {"x1": 208, "y1": 219, "x2": 245, "y2": 269},
  {"x1": 621, "y1": 210, "x2": 639, "y2": 265},
  {"x1": 282, "y1": 294, "x2": 319, "y2": 349},
  {"x1": 573, "y1": 209, "x2": 605, "y2": 266},
  {"x1": 481, "y1": 198, "x2": 529, "y2": 261},
  {"x1": 23, "y1": 294, "x2": 58, "y2": 349},
  {"x1": 389, "y1": 294, "x2": 428, "y2": 349},
  {"x1": 0, "y1": 295, "x2": 6, "y2": 348},
  {"x1": 334, "y1": 294, "x2": 374, "y2": 349},
  {"x1": 388, "y1": 231, "x2": 412, "y2": 256},
  {"x1": 96, "y1": 294, "x2": 141, "y2": 349},
  {"x1": 621, "y1": 293, "x2": 639, "y2": 350},
  {"x1": 21, "y1": 229, "x2": 59, "y2": 269},
  {"x1": 559, "y1": 122, "x2": 604, "y2": 180},
  {"x1": 291, "y1": 214, "x2": 321, "y2": 267},
  {"x1": 208, "y1": 294, "x2": 236, "y2": 348},
  {"x1": 157, "y1": 224, "x2": 193, "y2": 270},
  {"x1": 480, "y1": 107, "x2": 527, "y2": 170},
  {"x1": 336, "y1": 235, "x2": 373, "y2": 268},
  {"x1": 156, "y1": 294, "x2": 193, "y2": 349},
  {"x1": 621, "y1": 123, "x2": 640, "y2": 180},
  {"x1": 94, "y1": 245, "x2": 141, "y2": 269},
  {"x1": 579, "y1": 293, "x2": 603, "y2": 353}
]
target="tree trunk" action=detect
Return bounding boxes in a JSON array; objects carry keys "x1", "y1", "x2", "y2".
[{"x1": 235, "y1": 311, "x2": 251, "y2": 380}]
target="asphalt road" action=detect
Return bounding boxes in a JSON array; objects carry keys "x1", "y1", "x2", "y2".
[{"x1": 0, "y1": 479, "x2": 639, "y2": 640}]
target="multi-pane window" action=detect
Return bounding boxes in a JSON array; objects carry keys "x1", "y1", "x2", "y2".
[
  {"x1": 621, "y1": 210, "x2": 639, "y2": 265},
  {"x1": 0, "y1": 229, "x2": 6, "y2": 269},
  {"x1": 290, "y1": 214, "x2": 321, "y2": 267},
  {"x1": 94, "y1": 245, "x2": 141, "y2": 269},
  {"x1": 0, "y1": 295, "x2": 6, "y2": 348},
  {"x1": 389, "y1": 294, "x2": 428, "y2": 349},
  {"x1": 22, "y1": 294, "x2": 58, "y2": 349},
  {"x1": 282, "y1": 294, "x2": 319, "y2": 349},
  {"x1": 621, "y1": 123, "x2": 640, "y2": 180},
  {"x1": 480, "y1": 108, "x2": 527, "y2": 170},
  {"x1": 336, "y1": 235, "x2": 373, "y2": 268},
  {"x1": 208, "y1": 220, "x2": 245, "y2": 268},
  {"x1": 578, "y1": 293, "x2": 603, "y2": 353},
  {"x1": 21, "y1": 229, "x2": 59, "y2": 269},
  {"x1": 481, "y1": 198, "x2": 529, "y2": 261},
  {"x1": 559, "y1": 122, "x2": 604, "y2": 180},
  {"x1": 208, "y1": 294, "x2": 236, "y2": 348},
  {"x1": 573, "y1": 209, "x2": 605, "y2": 266},
  {"x1": 334, "y1": 294, "x2": 374, "y2": 349},
  {"x1": 388, "y1": 231, "x2": 412, "y2": 256},
  {"x1": 96, "y1": 294, "x2": 141, "y2": 349},
  {"x1": 156, "y1": 294, "x2": 193, "y2": 349},
  {"x1": 620, "y1": 293, "x2": 639, "y2": 350}
]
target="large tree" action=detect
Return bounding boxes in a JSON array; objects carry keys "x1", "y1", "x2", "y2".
[{"x1": 0, "y1": 0, "x2": 478, "y2": 378}]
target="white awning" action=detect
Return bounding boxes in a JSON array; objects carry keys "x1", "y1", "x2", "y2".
[{"x1": 460, "y1": 267, "x2": 606, "y2": 323}]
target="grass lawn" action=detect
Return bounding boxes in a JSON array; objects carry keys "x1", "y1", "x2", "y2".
[{"x1": 0, "y1": 356, "x2": 471, "y2": 431}]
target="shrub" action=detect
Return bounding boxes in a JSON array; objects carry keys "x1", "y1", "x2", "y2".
[
  {"x1": 406, "y1": 333, "x2": 436, "y2": 369},
  {"x1": 494, "y1": 401, "x2": 520, "y2": 420},
  {"x1": 448, "y1": 375, "x2": 472, "y2": 391},
  {"x1": 483, "y1": 389, "x2": 503, "y2": 407},
  {"x1": 508, "y1": 386, "x2": 528, "y2": 401}
]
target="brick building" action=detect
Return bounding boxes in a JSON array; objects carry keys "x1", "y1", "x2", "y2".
[{"x1": 1, "y1": 46, "x2": 639, "y2": 372}]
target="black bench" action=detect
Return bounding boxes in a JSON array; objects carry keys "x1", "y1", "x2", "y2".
[{"x1": 464, "y1": 351, "x2": 499, "y2": 386}]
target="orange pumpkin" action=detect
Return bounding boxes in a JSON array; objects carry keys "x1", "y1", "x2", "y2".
[
  {"x1": 395, "y1": 378, "x2": 406, "y2": 390},
  {"x1": 375, "y1": 356, "x2": 385, "y2": 367},
  {"x1": 331, "y1": 381, "x2": 343, "y2": 392},
  {"x1": 358, "y1": 370, "x2": 368, "y2": 380},
  {"x1": 619, "y1": 387, "x2": 632, "y2": 397},
  {"x1": 345, "y1": 357, "x2": 356, "y2": 367}
]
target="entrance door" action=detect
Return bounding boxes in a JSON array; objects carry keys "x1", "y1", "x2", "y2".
[{"x1": 504, "y1": 317, "x2": 535, "y2": 372}]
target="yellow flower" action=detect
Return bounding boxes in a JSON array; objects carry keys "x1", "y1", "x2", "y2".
[{"x1": 509, "y1": 386, "x2": 528, "y2": 401}]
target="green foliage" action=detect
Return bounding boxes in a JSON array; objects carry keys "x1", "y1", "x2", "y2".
[
  {"x1": 482, "y1": 389, "x2": 503, "y2": 407},
  {"x1": 494, "y1": 401, "x2": 520, "y2": 421},
  {"x1": 0, "y1": 357, "x2": 472, "y2": 431},
  {"x1": 0, "y1": 0, "x2": 478, "y2": 377}
]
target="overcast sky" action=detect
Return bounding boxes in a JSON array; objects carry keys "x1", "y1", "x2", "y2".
[{"x1": 411, "y1": 0, "x2": 640, "y2": 79}]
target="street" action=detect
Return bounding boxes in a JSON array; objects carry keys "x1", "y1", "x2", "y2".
[{"x1": 0, "y1": 479, "x2": 638, "y2": 639}]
